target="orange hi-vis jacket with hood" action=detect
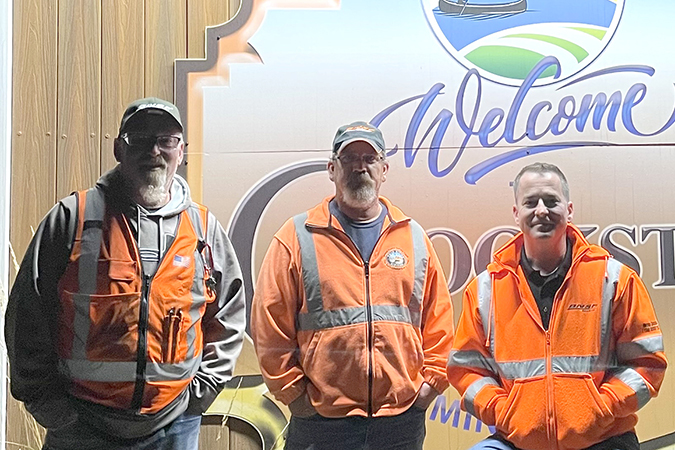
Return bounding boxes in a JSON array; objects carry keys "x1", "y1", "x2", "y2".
[
  {"x1": 447, "y1": 224, "x2": 667, "y2": 450},
  {"x1": 251, "y1": 197, "x2": 454, "y2": 418}
]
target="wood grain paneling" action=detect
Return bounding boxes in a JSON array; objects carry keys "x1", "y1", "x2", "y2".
[
  {"x1": 188, "y1": 0, "x2": 230, "y2": 59},
  {"x1": 9, "y1": 0, "x2": 262, "y2": 447},
  {"x1": 229, "y1": 418, "x2": 262, "y2": 450},
  {"x1": 230, "y1": 0, "x2": 242, "y2": 19},
  {"x1": 10, "y1": 0, "x2": 58, "y2": 272},
  {"x1": 56, "y1": 0, "x2": 101, "y2": 198},
  {"x1": 101, "y1": 0, "x2": 145, "y2": 173},
  {"x1": 145, "y1": 0, "x2": 187, "y2": 100}
]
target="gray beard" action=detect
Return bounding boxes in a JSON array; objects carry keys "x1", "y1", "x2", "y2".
[
  {"x1": 136, "y1": 168, "x2": 168, "y2": 208},
  {"x1": 344, "y1": 174, "x2": 377, "y2": 207}
]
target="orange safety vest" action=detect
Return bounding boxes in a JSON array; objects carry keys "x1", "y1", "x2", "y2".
[{"x1": 56, "y1": 187, "x2": 216, "y2": 413}]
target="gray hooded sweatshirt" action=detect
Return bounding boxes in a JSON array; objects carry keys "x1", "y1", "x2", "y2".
[{"x1": 5, "y1": 166, "x2": 246, "y2": 439}]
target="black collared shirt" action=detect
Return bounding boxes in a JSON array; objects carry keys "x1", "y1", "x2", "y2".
[{"x1": 520, "y1": 239, "x2": 573, "y2": 330}]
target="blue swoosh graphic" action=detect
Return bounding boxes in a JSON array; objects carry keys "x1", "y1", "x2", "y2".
[{"x1": 558, "y1": 65, "x2": 655, "y2": 89}]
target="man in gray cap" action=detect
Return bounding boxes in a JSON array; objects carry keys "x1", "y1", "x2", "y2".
[
  {"x1": 6, "y1": 97, "x2": 246, "y2": 449},
  {"x1": 251, "y1": 121, "x2": 455, "y2": 449}
]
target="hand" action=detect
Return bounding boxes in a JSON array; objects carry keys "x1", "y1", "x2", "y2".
[
  {"x1": 413, "y1": 382, "x2": 440, "y2": 410},
  {"x1": 288, "y1": 392, "x2": 317, "y2": 418}
]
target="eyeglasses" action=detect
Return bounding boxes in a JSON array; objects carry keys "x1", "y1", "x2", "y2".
[
  {"x1": 120, "y1": 133, "x2": 182, "y2": 151},
  {"x1": 335, "y1": 153, "x2": 383, "y2": 165}
]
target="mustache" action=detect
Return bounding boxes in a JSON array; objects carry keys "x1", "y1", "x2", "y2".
[
  {"x1": 346, "y1": 171, "x2": 373, "y2": 188},
  {"x1": 137, "y1": 156, "x2": 167, "y2": 168}
]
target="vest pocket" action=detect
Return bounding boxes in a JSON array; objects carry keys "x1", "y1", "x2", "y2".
[
  {"x1": 62, "y1": 290, "x2": 141, "y2": 361},
  {"x1": 553, "y1": 373, "x2": 613, "y2": 447},
  {"x1": 162, "y1": 307, "x2": 184, "y2": 363}
]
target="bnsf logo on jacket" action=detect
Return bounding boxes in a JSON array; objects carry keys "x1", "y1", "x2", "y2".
[
  {"x1": 385, "y1": 249, "x2": 408, "y2": 269},
  {"x1": 567, "y1": 303, "x2": 598, "y2": 312}
]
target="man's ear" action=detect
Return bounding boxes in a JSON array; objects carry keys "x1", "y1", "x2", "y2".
[
  {"x1": 113, "y1": 138, "x2": 123, "y2": 162},
  {"x1": 327, "y1": 159, "x2": 336, "y2": 182},
  {"x1": 177, "y1": 142, "x2": 185, "y2": 166}
]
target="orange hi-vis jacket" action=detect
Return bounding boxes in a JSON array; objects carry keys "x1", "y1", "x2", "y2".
[
  {"x1": 447, "y1": 225, "x2": 667, "y2": 450},
  {"x1": 251, "y1": 197, "x2": 454, "y2": 418},
  {"x1": 56, "y1": 186, "x2": 216, "y2": 414}
]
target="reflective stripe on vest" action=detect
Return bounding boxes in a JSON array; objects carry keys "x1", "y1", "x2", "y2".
[
  {"x1": 71, "y1": 189, "x2": 105, "y2": 360},
  {"x1": 294, "y1": 213, "x2": 428, "y2": 331},
  {"x1": 61, "y1": 188, "x2": 205, "y2": 383},
  {"x1": 185, "y1": 204, "x2": 209, "y2": 361}
]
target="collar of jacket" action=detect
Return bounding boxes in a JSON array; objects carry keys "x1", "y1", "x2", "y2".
[
  {"x1": 304, "y1": 196, "x2": 411, "y2": 231},
  {"x1": 487, "y1": 223, "x2": 611, "y2": 275}
]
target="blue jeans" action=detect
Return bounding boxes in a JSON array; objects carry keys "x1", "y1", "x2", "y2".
[
  {"x1": 42, "y1": 411, "x2": 202, "y2": 450},
  {"x1": 284, "y1": 405, "x2": 427, "y2": 450},
  {"x1": 469, "y1": 432, "x2": 639, "y2": 450}
]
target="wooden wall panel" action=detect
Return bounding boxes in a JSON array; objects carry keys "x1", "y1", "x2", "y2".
[
  {"x1": 10, "y1": 0, "x2": 58, "y2": 271},
  {"x1": 230, "y1": 0, "x2": 242, "y2": 19},
  {"x1": 9, "y1": 0, "x2": 262, "y2": 448},
  {"x1": 145, "y1": 0, "x2": 187, "y2": 100},
  {"x1": 188, "y1": 0, "x2": 230, "y2": 59},
  {"x1": 101, "y1": 0, "x2": 145, "y2": 173},
  {"x1": 9, "y1": 1, "x2": 58, "y2": 446},
  {"x1": 56, "y1": 0, "x2": 101, "y2": 199}
]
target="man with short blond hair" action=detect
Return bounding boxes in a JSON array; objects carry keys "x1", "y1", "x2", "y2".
[{"x1": 448, "y1": 162, "x2": 667, "y2": 450}]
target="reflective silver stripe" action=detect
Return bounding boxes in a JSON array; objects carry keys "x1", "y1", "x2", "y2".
[
  {"x1": 62, "y1": 359, "x2": 200, "y2": 383},
  {"x1": 611, "y1": 367, "x2": 651, "y2": 409},
  {"x1": 617, "y1": 335, "x2": 665, "y2": 362},
  {"x1": 297, "y1": 305, "x2": 412, "y2": 331},
  {"x1": 408, "y1": 220, "x2": 428, "y2": 328},
  {"x1": 464, "y1": 377, "x2": 500, "y2": 418},
  {"x1": 499, "y1": 359, "x2": 546, "y2": 379},
  {"x1": 185, "y1": 205, "x2": 207, "y2": 362},
  {"x1": 599, "y1": 258, "x2": 622, "y2": 369},
  {"x1": 294, "y1": 213, "x2": 324, "y2": 314},
  {"x1": 552, "y1": 356, "x2": 604, "y2": 374},
  {"x1": 294, "y1": 213, "x2": 422, "y2": 331},
  {"x1": 448, "y1": 350, "x2": 499, "y2": 375},
  {"x1": 476, "y1": 271, "x2": 494, "y2": 354},
  {"x1": 73, "y1": 189, "x2": 106, "y2": 359}
]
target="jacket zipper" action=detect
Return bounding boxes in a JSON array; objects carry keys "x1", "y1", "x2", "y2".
[
  {"x1": 131, "y1": 274, "x2": 151, "y2": 411},
  {"x1": 311, "y1": 216, "x2": 403, "y2": 417},
  {"x1": 365, "y1": 262, "x2": 374, "y2": 417},
  {"x1": 545, "y1": 330, "x2": 556, "y2": 448}
]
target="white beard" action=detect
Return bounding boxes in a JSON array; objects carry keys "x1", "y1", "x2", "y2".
[{"x1": 136, "y1": 168, "x2": 168, "y2": 208}]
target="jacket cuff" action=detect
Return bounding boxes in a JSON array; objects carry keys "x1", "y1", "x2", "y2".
[{"x1": 423, "y1": 371, "x2": 449, "y2": 395}]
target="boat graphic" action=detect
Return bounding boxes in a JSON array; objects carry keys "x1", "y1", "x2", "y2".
[{"x1": 439, "y1": 0, "x2": 527, "y2": 14}]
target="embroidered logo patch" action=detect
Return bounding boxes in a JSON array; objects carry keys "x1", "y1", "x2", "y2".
[
  {"x1": 385, "y1": 249, "x2": 408, "y2": 269},
  {"x1": 567, "y1": 303, "x2": 597, "y2": 312},
  {"x1": 173, "y1": 255, "x2": 191, "y2": 268}
]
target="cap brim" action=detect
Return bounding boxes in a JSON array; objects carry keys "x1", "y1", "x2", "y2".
[{"x1": 334, "y1": 137, "x2": 382, "y2": 155}]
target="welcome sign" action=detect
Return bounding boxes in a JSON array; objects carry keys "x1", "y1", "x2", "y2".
[{"x1": 176, "y1": 1, "x2": 675, "y2": 448}]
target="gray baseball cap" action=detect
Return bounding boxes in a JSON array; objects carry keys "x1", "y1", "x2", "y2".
[
  {"x1": 332, "y1": 121, "x2": 386, "y2": 156},
  {"x1": 118, "y1": 97, "x2": 183, "y2": 136}
]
